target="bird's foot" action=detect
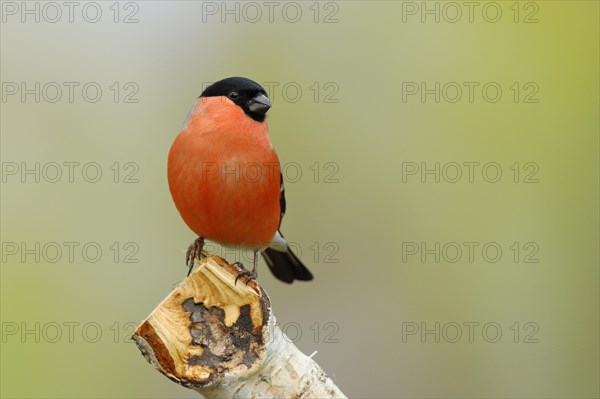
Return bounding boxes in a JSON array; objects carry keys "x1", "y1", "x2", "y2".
[
  {"x1": 233, "y1": 262, "x2": 257, "y2": 285},
  {"x1": 186, "y1": 237, "x2": 206, "y2": 276}
]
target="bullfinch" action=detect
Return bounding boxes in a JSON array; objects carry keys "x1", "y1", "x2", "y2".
[{"x1": 167, "y1": 77, "x2": 313, "y2": 284}]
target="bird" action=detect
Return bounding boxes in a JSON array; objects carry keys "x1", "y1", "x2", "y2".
[{"x1": 167, "y1": 77, "x2": 313, "y2": 284}]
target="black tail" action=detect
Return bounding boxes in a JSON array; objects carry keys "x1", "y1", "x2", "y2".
[{"x1": 261, "y1": 247, "x2": 313, "y2": 284}]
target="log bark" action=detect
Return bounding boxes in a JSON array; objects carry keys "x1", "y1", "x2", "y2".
[{"x1": 133, "y1": 256, "x2": 346, "y2": 398}]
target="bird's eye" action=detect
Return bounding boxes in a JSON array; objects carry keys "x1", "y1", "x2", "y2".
[{"x1": 228, "y1": 91, "x2": 239, "y2": 100}]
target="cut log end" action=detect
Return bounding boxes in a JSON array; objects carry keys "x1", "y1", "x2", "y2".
[
  {"x1": 133, "y1": 256, "x2": 270, "y2": 388},
  {"x1": 133, "y1": 255, "x2": 346, "y2": 398}
]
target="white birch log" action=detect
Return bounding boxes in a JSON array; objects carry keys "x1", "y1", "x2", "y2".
[{"x1": 133, "y1": 256, "x2": 346, "y2": 398}]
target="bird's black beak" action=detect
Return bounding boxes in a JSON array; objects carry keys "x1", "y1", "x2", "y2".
[{"x1": 247, "y1": 94, "x2": 271, "y2": 116}]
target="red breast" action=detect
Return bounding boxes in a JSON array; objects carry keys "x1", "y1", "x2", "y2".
[{"x1": 168, "y1": 96, "x2": 281, "y2": 248}]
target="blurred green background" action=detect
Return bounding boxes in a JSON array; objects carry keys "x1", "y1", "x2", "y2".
[{"x1": 1, "y1": 1, "x2": 598, "y2": 398}]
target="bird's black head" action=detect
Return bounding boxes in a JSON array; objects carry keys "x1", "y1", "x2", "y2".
[{"x1": 201, "y1": 77, "x2": 271, "y2": 122}]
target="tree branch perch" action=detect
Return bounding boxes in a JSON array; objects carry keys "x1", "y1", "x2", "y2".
[{"x1": 133, "y1": 256, "x2": 346, "y2": 398}]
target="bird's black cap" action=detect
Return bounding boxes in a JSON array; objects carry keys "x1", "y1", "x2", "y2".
[{"x1": 201, "y1": 77, "x2": 271, "y2": 122}]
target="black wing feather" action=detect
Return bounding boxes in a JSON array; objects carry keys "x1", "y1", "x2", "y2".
[
  {"x1": 278, "y1": 171, "x2": 286, "y2": 227},
  {"x1": 260, "y1": 166, "x2": 313, "y2": 283}
]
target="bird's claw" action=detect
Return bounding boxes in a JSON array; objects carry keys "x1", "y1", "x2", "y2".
[
  {"x1": 232, "y1": 261, "x2": 245, "y2": 269},
  {"x1": 234, "y1": 265, "x2": 256, "y2": 285},
  {"x1": 186, "y1": 237, "x2": 205, "y2": 276}
]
